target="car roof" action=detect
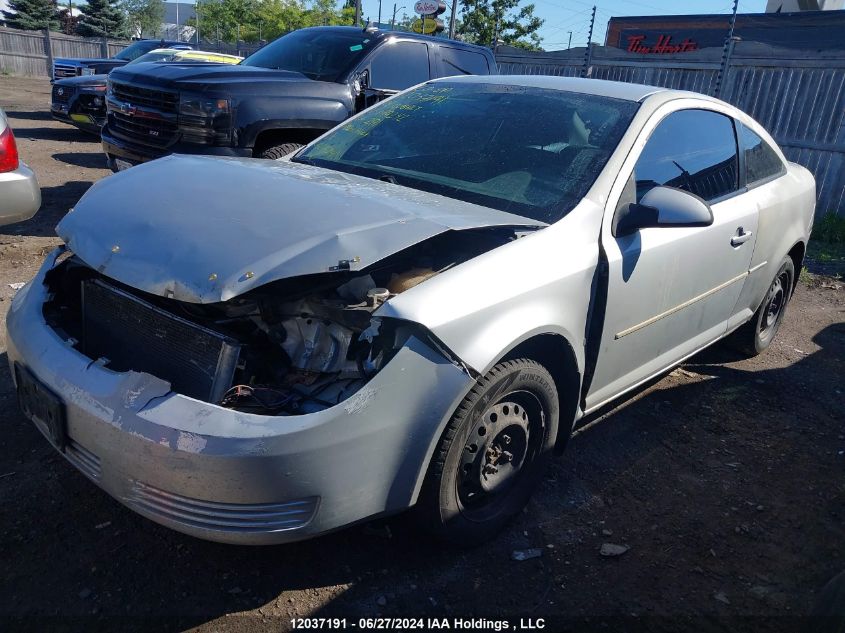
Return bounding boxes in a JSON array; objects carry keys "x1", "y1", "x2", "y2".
[
  {"x1": 298, "y1": 26, "x2": 493, "y2": 55},
  {"x1": 433, "y1": 74, "x2": 680, "y2": 102}
]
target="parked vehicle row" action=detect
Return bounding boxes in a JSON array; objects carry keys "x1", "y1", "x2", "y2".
[
  {"x1": 51, "y1": 39, "x2": 193, "y2": 80},
  {"x1": 8, "y1": 68, "x2": 815, "y2": 546},
  {"x1": 51, "y1": 49, "x2": 243, "y2": 135},
  {"x1": 101, "y1": 27, "x2": 496, "y2": 169}
]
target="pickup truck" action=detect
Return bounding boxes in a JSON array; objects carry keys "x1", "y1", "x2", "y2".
[
  {"x1": 100, "y1": 26, "x2": 496, "y2": 170},
  {"x1": 51, "y1": 49, "x2": 243, "y2": 135},
  {"x1": 52, "y1": 39, "x2": 191, "y2": 81}
]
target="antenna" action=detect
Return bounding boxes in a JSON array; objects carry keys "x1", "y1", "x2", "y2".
[
  {"x1": 581, "y1": 6, "x2": 596, "y2": 78},
  {"x1": 714, "y1": 0, "x2": 740, "y2": 98}
]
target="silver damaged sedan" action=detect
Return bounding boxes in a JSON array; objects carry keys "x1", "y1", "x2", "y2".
[{"x1": 7, "y1": 76, "x2": 815, "y2": 545}]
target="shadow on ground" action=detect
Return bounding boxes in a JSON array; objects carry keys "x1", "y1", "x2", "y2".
[
  {"x1": 52, "y1": 152, "x2": 108, "y2": 170},
  {"x1": 14, "y1": 126, "x2": 97, "y2": 143},
  {"x1": 5, "y1": 110, "x2": 52, "y2": 122},
  {"x1": 2, "y1": 183, "x2": 94, "y2": 238}
]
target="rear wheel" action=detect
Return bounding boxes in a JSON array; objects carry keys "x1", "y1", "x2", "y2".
[
  {"x1": 415, "y1": 359, "x2": 559, "y2": 546},
  {"x1": 255, "y1": 142, "x2": 303, "y2": 160},
  {"x1": 729, "y1": 256, "x2": 794, "y2": 356}
]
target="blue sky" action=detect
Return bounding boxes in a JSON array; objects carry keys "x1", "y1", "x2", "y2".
[{"x1": 356, "y1": 0, "x2": 769, "y2": 50}]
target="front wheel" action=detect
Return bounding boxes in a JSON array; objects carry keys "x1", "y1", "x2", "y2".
[
  {"x1": 729, "y1": 255, "x2": 795, "y2": 356},
  {"x1": 415, "y1": 359, "x2": 559, "y2": 546},
  {"x1": 255, "y1": 142, "x2": 303, "y2": 160}
]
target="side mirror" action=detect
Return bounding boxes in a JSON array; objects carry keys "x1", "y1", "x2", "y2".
[
  {"x1": 613, "y1": 186, "x2": 713, "y2": 237},
  {"x1": 352, "y1": 69, "x2": 369, "y2": 95}
]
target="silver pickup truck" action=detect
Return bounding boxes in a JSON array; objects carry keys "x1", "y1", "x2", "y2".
[{"x1": 7, "y1": 76, "x2": 815, "y2": 546}]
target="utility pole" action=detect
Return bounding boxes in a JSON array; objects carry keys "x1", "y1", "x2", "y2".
[
  {"x1": 355, "y1": 0, "x2": 361, "y2": 26},
  {"x1": 378, "y1": 0, "x2": 382, "y2": 26},
  {"x1": 714, "y1": 0, "x2": 740, "y2": 98},
  {"x1": 196, "y1": 1, "x2": 200, "y2": 44},
  {"x1": 176, "y1": 1, "x2": 180, "y2": 40},
  {"x1": 581, "y1": 5, "x2": 595, "y2": 78},
  {"x1": 567, "y1": 30, "x2": 572, "y2": 49},
  {"x1": 448, "y1": 0, "x2": 457, "y2": 39}
]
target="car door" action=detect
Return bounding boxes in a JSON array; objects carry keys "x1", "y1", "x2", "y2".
[
  {"x1": 584, "y1": 106, "x2": 759, "y2": 412},
  {"x1": 357, "y1": 40, "x2": 432, "y2": 110}
]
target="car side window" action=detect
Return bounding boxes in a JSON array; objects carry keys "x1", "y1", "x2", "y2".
[
  {"x1": 369, "y1": 42, "x2": 430, "y2": 91},
  {"x1": 438, "y1": 47, "x2": 489, "y2": 76},
  {"x1": 738, "y1": 122, "x2": 784, "y2": 185},
  {"x1": 634, "y1": 109, "x2": 739, "y2": 203}
]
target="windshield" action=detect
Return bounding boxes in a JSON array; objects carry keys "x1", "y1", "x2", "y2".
[
  {"x1": 127, "y1": 50, "x2": 179, "y2": 65},
  {"x1": 295, "y1": 82, "x2": 639, "y2": 223},
  {"x1": 113, "y1": 40, "x2": 161, "y2": 61},
  {"x1": 241, "y1": 29, "x2": 375, "y2": 81}
]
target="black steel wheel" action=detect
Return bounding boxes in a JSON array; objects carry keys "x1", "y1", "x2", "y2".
[
  {"x1": 415, "y1": 359, "x2": 560, "y2": 545},
  {"x1": 729, "y1": 255, "x2": 795, "y2": 357}
]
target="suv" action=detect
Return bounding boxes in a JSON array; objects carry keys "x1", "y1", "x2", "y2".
[
  {"x1": 101, "y1": 26, "x2": 496, "y2": 170},
  {"x1": 52, "y1": 39, "x2": 192, "y2": 81}
]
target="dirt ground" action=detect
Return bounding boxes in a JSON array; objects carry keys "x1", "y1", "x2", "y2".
[{"x1": 0, "y1": 76, "x2": 843, "y2": 632}]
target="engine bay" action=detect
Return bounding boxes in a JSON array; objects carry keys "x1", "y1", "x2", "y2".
[{"x1": 43, "y1": 228, "x2": 523, "y2": 415}]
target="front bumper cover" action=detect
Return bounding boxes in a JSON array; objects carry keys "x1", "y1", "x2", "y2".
[
  {"x1": 101, "y1": 124, "x2": 250, "y2": 170},
  {"x1": 6, "y1": 249, "x2": 474, "y2": 544}
]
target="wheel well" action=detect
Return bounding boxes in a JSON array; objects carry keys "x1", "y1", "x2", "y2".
[
  {"x1": 500, "y1": 333, "x2": 581, "y2": 453},
  {"x1": 788, "y1": 241, "x2": 806, "y2": 295},
  {"x1": 252, "y1": 128, "x2": 324, "y2": 155}
]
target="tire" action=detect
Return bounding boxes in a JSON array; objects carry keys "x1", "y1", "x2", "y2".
[
  {"x1": 255, "y1": 142, "x2": 303, "y2": 160},
  {"x1": 415, "y1": 359, "x2": 560, "y2": 546},
  {"x1": 729, "y1": 255, "x2": 795, "y2": 357}
]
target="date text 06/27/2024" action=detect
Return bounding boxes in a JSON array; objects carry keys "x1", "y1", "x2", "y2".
[{"x1": 290, "y1": 617, "x2": 547, "y2": 630}]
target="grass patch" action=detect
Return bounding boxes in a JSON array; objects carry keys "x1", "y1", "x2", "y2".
[
  {"x1": 805, "y1": 212, "x2": 845, "y2": 280},
  {"x1": 813, "y1": 212, "x2": 845, "y2": 244}
]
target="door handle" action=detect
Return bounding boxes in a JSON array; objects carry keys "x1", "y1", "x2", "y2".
[{"x1": 731, "y1": 228, "x2": 753, "y2": 247}]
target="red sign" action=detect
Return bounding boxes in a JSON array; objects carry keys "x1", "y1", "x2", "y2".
[{"x1": 626, "y1": 34, "x2": 698, "y2": 54}]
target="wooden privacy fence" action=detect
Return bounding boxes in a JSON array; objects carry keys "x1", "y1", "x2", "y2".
[
  {"x1": 496, "y1": 42, "x2": 845, "y2": 219},
  {"x1": 0, "y1": 26, "x2": 130, "y2": 77},
  {"x1": 0, "y1": 26, "x2": 262, "y2": 77}
]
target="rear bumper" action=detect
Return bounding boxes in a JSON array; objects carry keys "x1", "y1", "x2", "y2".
[
  {"x1": 102, "y1": 124, "x2": 250, "y2": 170},
  {"x1": 0, "y1": 162, "x2": 40, "y2": 225},
  {"x1": 6, "y1": 249, "x2": 474, "y2": 544}
]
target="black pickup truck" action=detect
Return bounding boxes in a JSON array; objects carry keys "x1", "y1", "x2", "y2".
[{"x1": 101, "y1": 26, "x2": 496, "y2": 170}]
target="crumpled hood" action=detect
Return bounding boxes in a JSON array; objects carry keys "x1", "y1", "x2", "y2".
[{"x1": 57, "y1": 156, "x2": 545, "y2": 304}]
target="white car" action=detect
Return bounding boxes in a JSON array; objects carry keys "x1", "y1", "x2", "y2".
[
  {"x1": 7, "y1": 76, "x2": 815, "y2": 545},
  {"x1": 0, "y1": 108, "x2": 40, "y2": 225}
]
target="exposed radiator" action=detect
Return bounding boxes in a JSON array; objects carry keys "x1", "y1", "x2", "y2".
[{"x1": 81, "y1": 279, "x2": 240, "y2": 403}]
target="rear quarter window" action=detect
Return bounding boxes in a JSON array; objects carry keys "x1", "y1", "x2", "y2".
[
  {"x1": 438, "y1": 47, "x2": 490, "y2": 76},
  {"x1": 739, "y1": 123, "x2": 785, "y2": 185}
]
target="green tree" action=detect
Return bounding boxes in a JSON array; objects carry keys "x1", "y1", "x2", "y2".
[
  {"x1": 122, "y1": 0, "x2": 164, "y2": 37},
  {"x1": 190, "y1": 0, "x2": 351, "y2": 43},
  {"x1": 2, "y1": 0, "x2": 60, "y2": 31},
  {"x1": 77, "y1": 0, "x2": 129, "y2": 37},
  {"x1": 304, "y1": 0, "x2": 352, "y2": 26},
  {"x1": 457, "y1": 0, "x2": 542, "y2": 50}
]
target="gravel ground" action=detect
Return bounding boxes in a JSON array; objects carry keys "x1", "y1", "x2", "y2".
[{"x1": 0, "y1": 76, "x2": 843, "y2": 633}]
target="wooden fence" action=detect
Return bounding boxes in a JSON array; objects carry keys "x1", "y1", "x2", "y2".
[
  {"x1": 496, "y1": 42, "x2": 845, "y2": 219},
  {"x1": 0, "y1": 26, "x2": 130, "y2": 77},
  {"x1": 0, "y1": 26, "x2": 263, "y2": 77}
]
